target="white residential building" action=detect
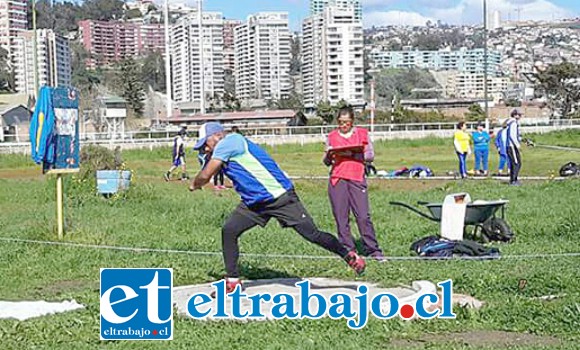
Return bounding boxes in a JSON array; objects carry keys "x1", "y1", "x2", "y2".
[
  {"x1": 446, "y1": 72, "x2": 509, "y2": 102},
  {"x1": 369, "y1": 47, "x2": 502, "y2": 76},
  {"x1": 234, "y1": 12, "x2": 291, "y2": 102},
  {"x1": 170, "y1": 11, "x2": 224, "y2": 105},
  {"x1": 0, "y1": 0, "x2": 27, "y2": 56},
  {"x1": 310, "y1": 0, "x2": 362, "y2": 21},
  {"x1": 12, "y1": 29, "x2": 72, "y2": 96},
  {"x1": 223, "y1": 19, "x2": 241, "y2": 72},
  {"x1": 303, "y1": 6, "x2": 364, "y2": 108},
  {"x1": 489, "y1": 10, "x2": 502, "y2": 31}
]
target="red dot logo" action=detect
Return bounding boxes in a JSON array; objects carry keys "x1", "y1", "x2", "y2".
[
  {"x1": 152, "y1": 330, "x2": 158, "y2": 335},
  {"x1": 400, "y1": 304, "x2": 415, "y2": 319}
]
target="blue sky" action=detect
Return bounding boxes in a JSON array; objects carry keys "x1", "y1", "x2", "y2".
[{"x1": 197, "y1": 0, "x2": 580, "y2": 29}]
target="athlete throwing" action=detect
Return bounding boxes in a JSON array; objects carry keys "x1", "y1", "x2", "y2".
[{"x1": 189, "y1": 122, "x2": 366, "y2": 293}]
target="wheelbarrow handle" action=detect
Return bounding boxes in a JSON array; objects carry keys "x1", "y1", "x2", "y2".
[{"x1": 389, "y1": 201, "x2": 440, "y2": 222}]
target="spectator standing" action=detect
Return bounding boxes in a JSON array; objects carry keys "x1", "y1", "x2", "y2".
[
  {"x1": 506, "y1": 109, "x2": 523, "y2": 185},
  {"x1": 453, "y1": 121, "x2": 471, "y2": 179},
  {"x1": 472, "y1": 121, "x2": 491, "y2": 176},
  {"x1": 164, "y1": 127, "x2": 189, "y2": 181},
  {"x1": 323, "y1": 107, "x2": 385, "y2": 262},
  {"x1": 494, "y1": 121, "x2": 510, "y2": 176}
]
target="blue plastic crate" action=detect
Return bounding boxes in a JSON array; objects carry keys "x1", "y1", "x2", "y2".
[{"x1": 96, "y1": 170, "x2": 132, "y2": 194}]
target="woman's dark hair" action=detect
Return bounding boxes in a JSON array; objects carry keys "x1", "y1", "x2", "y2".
[
  {"x1": 337, "y1": 106, "x2": 355, "y2": 120},
  {"x1": 457, "y1": 121, "x2": 465, "y2": 129}
]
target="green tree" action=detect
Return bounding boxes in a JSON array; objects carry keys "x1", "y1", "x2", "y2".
[
  {"x1": 289, "y1": 34, "x2": 301, "y2": 76},
  {"x1": 466, "y1": 104, "x2": 485, "y2": 122},
  {"x1": 533, "y1": 62, "x2": 580, "y2": 119},
  {"x1": 82, "y1": 0, "x2": 124, "y2": 21},
  {"x1": 413, "y1": 33, "x2": 442, "y2": 50},
  {"x1": 224, "y1": 69, "x2": 235, "y2": 98},
  {"x1": 221, "y1": 91, "x2": 241, "y2": 112},
  {"x1": 275, "y1": 91, "x2": 304, "y2": 111},
  {"x1": 146, "y1": 4, "x2": 158, "y2": 14},
  {"x1": 336, "y1": 99, "x2": 349, "y2": 110},
  {"x1": 115, "y1": 58, "x2": 145, "y2": 117},
  {"x1": 316, "y1": 100, "x2": 335, "y2": 124},
  {"x1": 505, "y1": 99, "x2": 522, "y2": 108},
  {"x1": 372, "y1": 68, "x2": 442, "y2": 108},
  {"x1": 140, "y1": 51, "x2": 166, "y2": 93},
  {"x1": 0, "y1": 47, "x2": 14, "y2": 92},
  {"x1": 71, "y1": 42, "x2": 101, "y2": 94},
  {"x1": 125, "y1": 8, "x2": 142, "y2": 20}
]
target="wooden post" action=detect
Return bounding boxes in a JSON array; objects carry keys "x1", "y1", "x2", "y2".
[
  {"x1": 47, "y1": 169, "x2": 79, "y2": 239},
  {"x1": 56, "y1": 174, "x2": 64, "y2": 239}
]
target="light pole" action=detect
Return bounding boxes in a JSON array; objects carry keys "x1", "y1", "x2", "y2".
[
  {"x1": 32, "y1": 0, "x2": 39, "y2": 97},
  {"x1": 483, "y1": 0, "x2": 490, "y2": 130},
  {"x1": 164, "y1": 0, "x2": 172, "y2": 121},
  {"x1": 198, "y1": 0, "x2": 206, "y2": 114},
  {"x1": 370, "y1": 79, "x2": 375, "y2": 139},
  {"x1": 367, "y1": 68, "x2": 380, "y2": 138}
]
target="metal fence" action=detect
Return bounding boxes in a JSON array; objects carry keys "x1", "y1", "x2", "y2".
[{"x1": 2, "y1": 119, "x2": 579, "y2": 154}]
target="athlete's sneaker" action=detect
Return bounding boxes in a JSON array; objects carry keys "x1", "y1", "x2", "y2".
[
  {"x1": 210, "y1": 278, "x2": 243, "y2": 298},
  {"x1": 345, "y1": 251, "x2": 366, "y2": 275},
  {"x1": 163, "y1": 172, "x2": 170, "y2": 182}
]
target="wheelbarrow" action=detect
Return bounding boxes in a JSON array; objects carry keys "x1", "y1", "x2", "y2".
[{"x1": 390, "y1": 199, "x2": 514, "y2": 242}]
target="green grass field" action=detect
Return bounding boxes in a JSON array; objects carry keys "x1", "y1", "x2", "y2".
[{"x1": 0, "y1": 130, "x2": 579, "y2": 349}]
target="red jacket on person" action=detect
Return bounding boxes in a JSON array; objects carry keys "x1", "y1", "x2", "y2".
[{"x1": 326, "y1": 127, "x2": 374, "y2": 186}]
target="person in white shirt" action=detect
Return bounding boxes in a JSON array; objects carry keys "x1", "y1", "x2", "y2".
[
  {"x1": 164, "y1": 128, "x2": 189, "y2": 181},
  {"x1": 506, "y1": 109, "x2": 523, "y2": 185}
]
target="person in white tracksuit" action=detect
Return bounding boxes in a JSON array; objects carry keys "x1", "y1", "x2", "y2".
[{"x1": 505, "y1": 109, "x2": 523, "y2": 185}]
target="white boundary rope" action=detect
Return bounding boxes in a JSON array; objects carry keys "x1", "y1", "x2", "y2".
[
  {"x1": 534, "y1": 144, "x2": 580, "y2": 152},
  {"x1": 288, "y1": 175, "x2": 572, "y2": 181},
  {"x1": 1, "y1": 237, "x2": 579, "y2": 262}
]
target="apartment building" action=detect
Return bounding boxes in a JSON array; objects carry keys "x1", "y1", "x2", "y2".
[
  {"x1": 303, "y1": 6, "x2": 364, "y2": 108},
  {"x1": 369, "y1": 47, "x2": 502, "y2": 76},
  {"x1": 234, "y1": 12, "x2": 291, "y2": 102},
  {"x1": 13, "y1": 29, "x2": 72, "y2": 96},
  {"x1": 0, "y1": 0, "x2": 27, "y2": 56},
  {"x1": 446, "y1": 72, "x2": 509, "y2": 101},
  {"x1": 310, "y1": 0, "x2": 362, "y2": 21},
  {"x1": 223, "y1": 19, "x2": 241, "y2": 72},
  {"x1": 170, "y1": 11, "x2": 224, "y2": 104},
  {"x1": 79, "y1": 20, "x2": 165, "y2": 67}
]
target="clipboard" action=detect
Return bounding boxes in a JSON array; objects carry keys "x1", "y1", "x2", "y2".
[{"x1": 327, "y1": 144, "x2": 365, "y2": 155}]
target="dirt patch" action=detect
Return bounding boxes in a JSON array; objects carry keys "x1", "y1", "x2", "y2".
[
  {"x1": 391, "y1": 331, "x2": 562, "y2": 348},
  {"x1": 33, "y1": 280, "x2": 97, "y2": 298},
  {"x1": 0, "y1": 168, "x2": 43, "y2": 180}
]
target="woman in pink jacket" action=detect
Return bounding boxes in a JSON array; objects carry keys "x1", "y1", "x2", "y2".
[{"x1": 323, "y1": 107, "x2": 385, "y2": 262}]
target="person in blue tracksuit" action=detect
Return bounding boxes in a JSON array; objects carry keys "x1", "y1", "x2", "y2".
[
  {"x1": 494, "y1": 121, "x2": 510, "y2": 176},
  {"x1": 472, "y1": 121, "x2": 491, "y2": 176}
]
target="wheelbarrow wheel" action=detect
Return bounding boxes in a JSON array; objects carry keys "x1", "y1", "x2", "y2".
[{"x1": 482, "y1": 217, "x2": 514, "y2": 243}]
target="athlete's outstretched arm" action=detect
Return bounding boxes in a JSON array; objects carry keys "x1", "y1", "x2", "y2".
[{"x1": 189, "y1": 159, "x2": 223, "y2": 191}]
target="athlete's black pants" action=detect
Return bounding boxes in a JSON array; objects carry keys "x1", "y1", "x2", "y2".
[
  {"x1": 507, "y1": 146, "x2": 522, "y2": 184},
  {"x1": 221, "y1": 190, "x2": 349, "y2": 278}
]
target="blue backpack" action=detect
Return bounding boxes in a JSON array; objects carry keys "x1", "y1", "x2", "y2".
[
  {"x1": 409, "y1": 165, "x2": 434, "y2": 178},
  {"x1": 410, "y1": 235, "x2": 500, "y2": 259}
]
